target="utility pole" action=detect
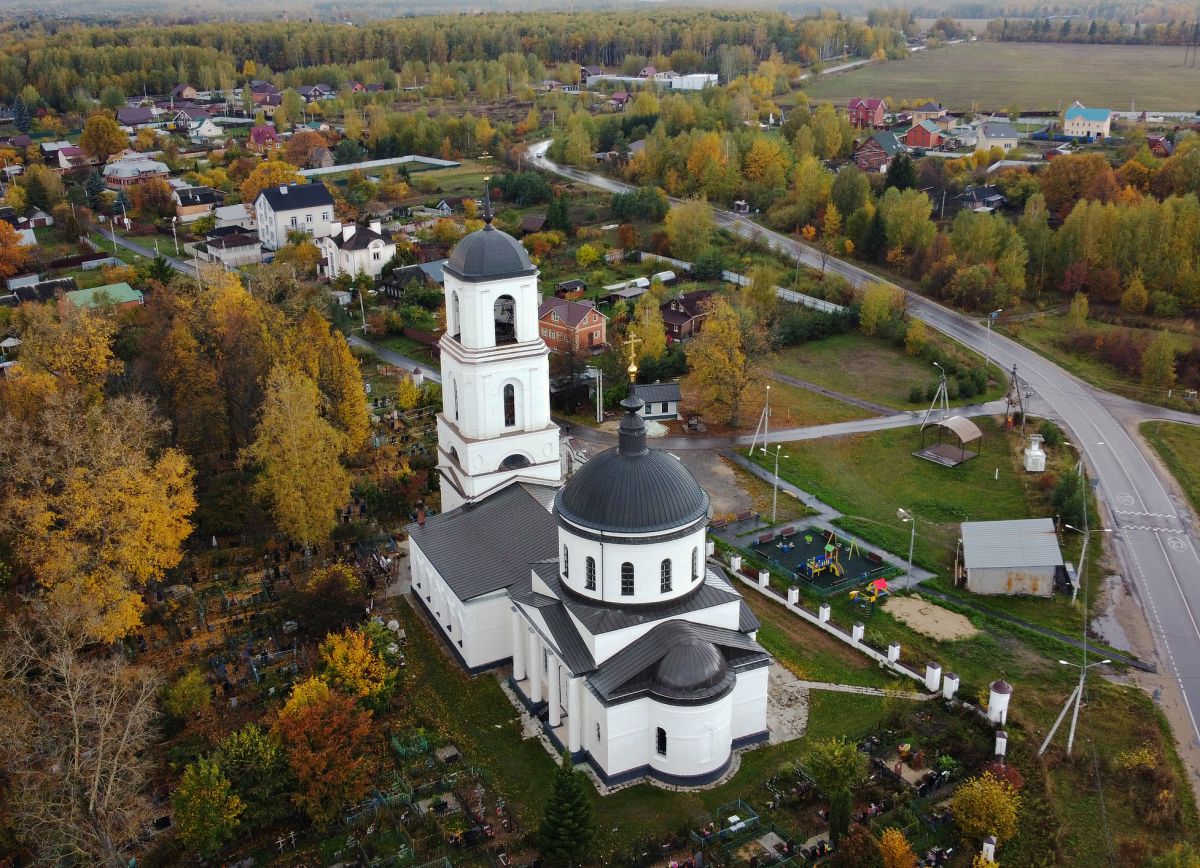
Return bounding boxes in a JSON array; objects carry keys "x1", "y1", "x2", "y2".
[
  {"x1": 898, "y1": 509, "x2": 916, "y2": 589},
  {"x1": 770, "y1": 444, "x2": 789, "y2": 524},
  {"x1": 985, "y1": 308, "x2": 1002, "y2": 372}
]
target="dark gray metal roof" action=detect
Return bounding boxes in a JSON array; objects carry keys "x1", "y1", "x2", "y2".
[
  {"x1": 532, "y1": 562, "x2": 742, "y2": 634},
  {"x1": 408, "y1": 484, "x2": 557, "y2": 600},
  {"x1": 443, "y1": 224, "x2": 536, "y2": 282},
  {"x1": 555, "y1": 398, "x2": 708, "y2": 534},
  {"x1": 510, "y1": 588, "x2": 596, "y2": 676},
  {"x1": 961, "y1": 518, "x2": 1063, "y2": 570},
  {"x1": 738, "y1": 600, "x2": 761, "y2": 633},
  {"x1": 631, "y1": 382, "x2": 682, "y2": 404},
  {"x1": 589, "y1": 620, "x2": 769, "y2": 705},
  {"x1": 256, "y1": 183, "x2": 334, "y2": 212}
]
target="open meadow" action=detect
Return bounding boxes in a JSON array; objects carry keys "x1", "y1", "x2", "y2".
[{"x1": 803, "y1": 41, "x2": 1200, "y2": 112}]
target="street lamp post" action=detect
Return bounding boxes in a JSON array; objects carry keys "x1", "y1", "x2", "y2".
[
  {"x1": 171, "y1": 216, "x2": 180, "y2": 255},
  {"x1": 1059, "y1": 657, "x2": 1111, "y2": 755},
  {"x1": 984, "y1": 308, "x2": 1002, "y2": 373},
  {"x1": 897, "y1": 508, "x2": 916, "y2": 589},
  {"x1": 770, "y1": 444, "x2": 789, "y2": 524}
]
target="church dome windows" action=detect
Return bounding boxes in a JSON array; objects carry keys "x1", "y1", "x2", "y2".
[
  {"x1": 494, "y1": 294, "x2": 517, "y2": 345},
  {"x1": 621, "y1": 562, "x2": 635, "y2": 596},
  {"x1": 562, "y1": 544, "x2": 569, "y2": 579},
  {"x1": 585, "y1": 557, "x2": 596, "y2": 591},
  {"x1": 660, "y1": 559, "x2": 672, "y2": 593}
]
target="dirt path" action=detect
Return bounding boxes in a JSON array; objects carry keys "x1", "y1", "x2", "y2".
[{"x1": 884, "y1": 595, "x2": 980, "y2": 642}]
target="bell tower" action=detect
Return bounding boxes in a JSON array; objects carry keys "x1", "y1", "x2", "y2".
[{"x1": 435, "y1": 198, "x2": 561, "y2": 511}]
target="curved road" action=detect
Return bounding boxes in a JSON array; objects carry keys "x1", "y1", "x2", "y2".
[{"x1": 528, "y1": 141, "x2": 1200, "y2": 766}]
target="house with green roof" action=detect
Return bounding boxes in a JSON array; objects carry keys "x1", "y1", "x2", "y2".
[
  {"x1": 1063, "y1": 102, "x2": 1112, "y2": 140},
  {"x1": 853, "y1": 131, "x2": 907, "y2": 172},
  {"x1": 58, "y1": 282, "x2": 144, "y2": 314}
]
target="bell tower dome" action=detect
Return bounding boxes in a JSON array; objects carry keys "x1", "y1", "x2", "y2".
[{"x1": 435, "y1": 209, "x2": 561, "y2": 511}]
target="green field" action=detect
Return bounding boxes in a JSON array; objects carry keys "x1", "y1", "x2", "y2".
[
  {"x1": 803, "y1": 41, "x2": 1200, "y2": 111},
  {"x1": 1142, "y1": 421, "x2": 1200, "y2": 515}
]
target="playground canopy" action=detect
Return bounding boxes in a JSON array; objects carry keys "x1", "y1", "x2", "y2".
[{"x1": 915, "y1": 415, "x2": 982, "y2": 467}]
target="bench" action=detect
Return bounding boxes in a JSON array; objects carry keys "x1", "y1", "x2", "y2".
[
  {"x1": 710, "y1": 518, "x2": 729, "y2": 530},
  {"x1": 736, "y1": 510, "x2": 756, "y2": 523},
  {"x1": 759, "y1": 532, "x2": 776, "y2": 545},
  {"x1": 781, "y1": 526, "x2": 797, "y2": 538},
  {"x1": 866, "y1": 552, "x2": 884, "y2": 566}
]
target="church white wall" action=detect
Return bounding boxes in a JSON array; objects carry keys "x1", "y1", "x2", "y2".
[
  {"x1": 557, "y1": 524, "x2": 708, "y2": 607},
  {"x1": 586, "y1": 599, "x2": 745, "y2": 665},
  {"x1": 444, "y1": 272, "x2": 540, "y2": 350},
  {"x1": 591, "y1": 691, "x2": 735, "y2": 780},
  {"x1": 729, "y1": 665, "x2": 770, "y2": 741}
]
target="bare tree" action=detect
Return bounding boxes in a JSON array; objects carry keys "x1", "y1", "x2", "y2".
[{"x1": 0, "y1": 606, "x2": 162, "y2": 866}]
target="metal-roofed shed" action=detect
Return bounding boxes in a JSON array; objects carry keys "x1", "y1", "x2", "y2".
[{"x1": 959, "y1": 518, "x2": 1064, "y2": 597}]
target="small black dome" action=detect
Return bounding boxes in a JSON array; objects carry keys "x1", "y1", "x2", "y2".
[
  {"x1": 555, "y1": 398, "x2": 709, "y2": 534},
  {"x1": 444, "y1": 224, "x2": 536, "y2": 282},
  {"x1": 652, "y1": 637, "x2": 731, "y2": 700}
]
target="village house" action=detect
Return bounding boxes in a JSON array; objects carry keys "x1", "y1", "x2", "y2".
[
  {"x1": 248, "y1": 125, "x2": 279, "y2": 153},
  {"x1": 630, "y1": 381, "x2": 682, "y2": 421},
  {"x1": 365, "y1": 83, "x2": 386, "y2": 93},
  {"x1": 954, "y1": 185, "x2": 1007, "y2": 213},
  {"x1": 297, "y1": 83, "x2": 336, "y2": 103},
  {"x1": 903, "y1": 119, "x2": 946, "y2": 150},
  {"x1": 255, "y1": 93, "x2": 282, "y2": 117},
  {"x1": 319, "y1": 221, "x2": 398, "y2": 281},
  {"x1": 537, "y1": 296, "x2": 608, "y2": 355},
  {"x1": 249, "y1": 79, "x2": 279, "y2": 96},
  {"x1": 347, "y1": 81, "x2": 367, "y2": 94},
  {"x1": 1147, "y1": 134, "x2": 1174, "y2": 158},
  {"x1": 55, "y1": 146, "x2": 97, "y2": 173},
  {"x1": 554, "y1": 278, "x2": 587, "y2": 299},
  {"x1": 518, "y1": 214, "x2": 547, "y2": 235},
  {"x1": 852, "y1": 131, "x2": 906, "y2": 173},
  {"x1": 910, "y1": 101, "x2": 949, "y2": 126},
  {"x1": 976, "y1": 121, "x2": 1020, "y2": 152},
  {"x1": 174, "y1": 186, "x2": 222, "y2": 222},
  {"x1": 254, "y1": 182, "x2": 336, "y2": 250},
  {"x1": 172, "y1": 84, "x2": 198, "y2": 102},
  {"x1": 308, "y1": 146, "x2": 335, "y2": 169},
  {"x1": 115, "y1": 106, "x2": 159, "y2": 129},
  {"x1": 661, "y1": 289, "x2": 713, "y2": 343},
  {"x1": 579, "y1": 65, "x2": 603, "y2": 85},
  {"x1": 847, "y1": 97, "x2": 886, "y2": 129},
  {"x1": 103, "y1": 155, "x2": 170, "y2": 188},
  {"x1": 1063, "y1": 102, "x2": 1112, "y2": 140},
  {"x1": 59, "y1": 282, "x2": 143, "y2": 314},
  {"x1": 213, "y1": 203, "x2": 256, "y2": 232},
  {"x1": 199, "y1": 227, "x2": 264, "y2": 268}
]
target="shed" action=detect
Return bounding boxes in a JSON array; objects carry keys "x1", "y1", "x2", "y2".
[
  {"x1": 915, "y1": 415, "x2": 982, "y2": 467},
  {"x1": 631, "y1": 381, "x2": 682, "y2": 421},
  {"x1": 960, "y1": 518, "x2": 1063, "y2": 597}
]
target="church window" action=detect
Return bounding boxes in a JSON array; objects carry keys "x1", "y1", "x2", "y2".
[
  {"x1": 503, "y1": 384, "x2": 516, "y2": 427},
  {"x1": 660, "y1": 559, "x2": 672, "y2": 593},
  {"x1": 596, "y1": 723, "x2": 601, "y2": 742},
  {"x1": 451, "y1": 291, "x2": 461, "y2": 339},
  {"x1": 656, "y1": 727, "x2": 667, "y2": 756},
  {"x1": 562, "y1": 545, "x2": 569, "y2": 578},
  {"x1": 494, "y1": 294, "x2": 516, "y2": 344},
  {"x1": 692, "y1": 547, "x2": 700, "y2": 581},
  {"x1": 621, "y1": 562, "x2": 634, "y2": 596},
  {"x1": 453, "y1": 380, "x2": 459, "y2": 421},
  {"x1": 585, "y1": 557, "x2": 596, "y2": 591}
]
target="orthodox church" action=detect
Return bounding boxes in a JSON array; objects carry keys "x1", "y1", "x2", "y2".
[{"x1": 408, "y1": 212, "x2": 771, "y2": 787}]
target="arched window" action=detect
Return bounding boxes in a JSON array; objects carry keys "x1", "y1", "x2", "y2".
[
  {"x1": 656, "y1": 727, "x2": 667, "y2": 756},
  {"x1": 503, "y1": 384, "x2": 516, "y2": 427},
  {"x1": 660, "y1": 558, "x2": 672, "y2": 593},
  {"x1": 453, "y1": 380, "x2": 459, "y2": 421},
  {"x1": 451, "y1": 291, "x2": 461, "y2": 340},
  {"x1": 562, "y1": 544, "x2": 569, "y2": 578},
  {"x1": 494, "y1": 294, "x2": 516, "y2": 344},
  {"x1": 621, "y1": 562, "x2": 634, "y2": 596},
  {"x1": 585, "y1": 557, "x2": 596, "y2": 591},
  {"x1": 692, "y1": 547, "x2": 700, "y2": 581}
]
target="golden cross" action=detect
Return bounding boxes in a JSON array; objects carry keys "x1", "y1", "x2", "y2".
[{"x1": 623, "y1": 335, "x2": 642, "y2": 383}]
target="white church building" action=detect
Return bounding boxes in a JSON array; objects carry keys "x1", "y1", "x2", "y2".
[{"x1": 407, "y1": 215, "x2": 771, "y2": 787}]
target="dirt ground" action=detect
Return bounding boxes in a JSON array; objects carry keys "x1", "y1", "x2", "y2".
[
  {"x1": 883, "y1": 595, "x2": 980, "y2": 642},
  {"x1": 675, "y1": 450, "x2": 753, "y2": 518}
]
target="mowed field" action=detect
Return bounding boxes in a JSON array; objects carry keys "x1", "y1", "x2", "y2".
[{"x1": 803, "y1": 41, "x2": 1200, "y2": 111}]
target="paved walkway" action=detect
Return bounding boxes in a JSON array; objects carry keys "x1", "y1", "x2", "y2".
[
  {"x1": 348, "y1": 334, "x2": 442, "y2": 384},
  {"x1": 792, "y1": 680, "x2": 932, "y2": 700},
  {"x1": 87, "y1": 223, "x2": 198, "y2": 277}
]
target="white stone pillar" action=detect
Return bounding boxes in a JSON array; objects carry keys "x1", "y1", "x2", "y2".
[
  {"x1": 942, "y1": 672, "x2": 960, "y2": 700},
  {"x1": 705, "y1": 540, "x2": 715, "y2": 557},
  {"x1": 818, "y1": 604, "x2": 831, "y2": 623},
  {"x1": 528, "y1": 630, "x2": 543, "y2": 704},
  {"x1": 924, "y1": 662, "x2": 942, "y2": 693},
  {"x1": 887, "y1": 642, "x2": 901, "y2": 664},
  {"x1": 994, "y1": 730, "x2": 1008, "y2": 759},
  {"x1": 851, "y1": 622, "x2": 865, "y2": 643},
  {"x1": 988, "y1": 680, "x2": 1012, "y2": 725},
  {"x1": 511, "y1": 612, "x2": 526, "y2": 682},
  {"x1": 548, "y1": 654, "x2": 562, "y2": 727},
  {"x1": 567, "y1": 677, "x2": 582, "y2": 753},
  {"x1": 730, "y1": 554, "x2": 742, "y2": 573},
  {"x1": 758, "y1": 569, "x2": 770, "y2": 587},
  {"x1": 981, "y1": 836, "x2": 997, "y2": 863},
  {"x1": 786, "y1": 587, "x2": 799, "y2": 606}
]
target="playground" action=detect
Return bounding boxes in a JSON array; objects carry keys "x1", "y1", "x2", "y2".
[{"x1": 749, "y1": 525, "x2": 891, "y2": 592}]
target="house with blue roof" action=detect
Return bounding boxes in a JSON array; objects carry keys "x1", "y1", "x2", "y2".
[{"x1": 1063, "y1": 102, "x2": 1112, "y2": 140}]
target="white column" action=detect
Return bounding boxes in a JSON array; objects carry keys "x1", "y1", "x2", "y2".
[
  {"x1": 511, "y1": 612, "x2": 526, "y2": 682},
  {"x1": 567, "y1": 677, "x2": 582, "y2": 753},
  {"x1": 547, "y1": 654, "x2": 562, "y2": 727},
  {"x1": 528, "y1": 630, "x2": 543, "y2": 703}
]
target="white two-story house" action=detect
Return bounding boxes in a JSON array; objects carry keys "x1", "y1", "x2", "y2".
[
  {"x1": 320, "y1": 221, "x2": 397, "y2": 281},
  {"x1": 254, "y1": 183, "x2": 337, "y2": 251}
]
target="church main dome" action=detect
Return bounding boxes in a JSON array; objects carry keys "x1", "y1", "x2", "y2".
[
  {"x1": 444, "y1": 223, "x2": 537, "y2": 282},
  {"x1": 555, "y1": 398, "x2": 710, "y2": 534}
]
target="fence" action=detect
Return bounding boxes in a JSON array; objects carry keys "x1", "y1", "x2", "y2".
[
  {"x1": 637, "y1": 251, "x2": 694, "y2": 272},
  {"x1": 721, "y1": 269, "x2": 847, "y2": 314},
  {"x1": 300, "y1": 155, "x2": 461, "y2": 178}
]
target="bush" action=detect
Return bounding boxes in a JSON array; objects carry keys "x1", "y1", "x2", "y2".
[
  {"x1": 908, "y1": 385, "x2": 924, "y2": 404},
  {"x1": 162, "y1": 669, "x2": 212, "y2": 722},
  {"x1": 945, "y1": 378, "x2": 960, "y2": 400},
  {"x1": 1039, "y1": 420, "x2": 1064, "y2": 447}
]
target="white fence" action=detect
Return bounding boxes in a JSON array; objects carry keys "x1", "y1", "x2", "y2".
[{"x1": 299, "y1": 155, "x2": 461, "y2": 178}]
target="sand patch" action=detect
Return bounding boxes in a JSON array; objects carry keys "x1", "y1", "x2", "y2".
[{"x1": 884, "y1": 595, "x2": 979, "y2": 641}]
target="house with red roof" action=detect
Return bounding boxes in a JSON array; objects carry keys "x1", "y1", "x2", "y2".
[
  {"x1": 903, "y1": 120, "x2": 946, "y2": 150},
  {"x1": 538, "y1": 296, "x2": 607, "y2": 355},
  {"x1": 248, "y1": 125, "x2": 279, "y2": 152},
  {"x1": 848, "y1": 97, "x2": 886, "y2": 129}
]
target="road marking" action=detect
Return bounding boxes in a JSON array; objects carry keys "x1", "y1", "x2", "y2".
[
  {"x1": 1169, "y1": 537, "x2": 1187, "y2": 551},
  {"x1": 1116, "y1": 510, "x2": 1176, "y2": 518},
  {"x1": 1117, "y1": 493, "x2": 1136, "y2": 506}
]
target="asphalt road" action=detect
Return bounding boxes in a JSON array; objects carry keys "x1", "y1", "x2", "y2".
[
  {"x1": 528, "y1": 141, "x2": 1200, "y2": 757},
  {"x1": 87, "y1": 223, "x2": 199, "y2": 278}
]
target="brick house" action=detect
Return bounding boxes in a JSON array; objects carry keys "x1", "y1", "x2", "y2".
[
  {"x1": 910, "y1": 101, "x2": 948, "y2": 125},
  {"x1": 847, "y1": 97, "x2": 886, "y2": 129},
  {"x1": 852, "y1": 132, "x2": 906, "y2": 173},
  {"x1": 538, "y1": 297, "x2": 607, "y2": 354},
  {"x1": 903, "y1": 120, "x2": 946, "y2": 150},
  {"x1": 661, "y1": 289, "x2": 713, "y2": 343}
]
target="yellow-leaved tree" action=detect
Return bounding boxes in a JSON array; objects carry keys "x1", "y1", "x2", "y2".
[
  {"x1": 239, "y1": 159, "x2": 306, "y2": 205},
  {"x1": 683, "y1": 296, "x2": 760, "y2": 427},
  {"x1": 951, "y1": 771, "x2": 1021, "y2": 844},
  {"x1": 16, "y1": 303, "x2": 120, "y2": 400},
  {"x1": 288, "y1": 308, "x2": 370, "y2": 450},
  {"x1": 628, "y1": 292, "x2": 667, "y2": 364},
  {"x1": 879, "y1": 827, "x2": 919, "y2": 868},
  {"x1": 664, "y1": 198, "x2": 714, "y2": 262},
  {"x1": 318, "y1": 627, "x2": 396, "y2": 709},
  {"x1": 242, "y1": 364, "x2": 351, "y2": 545}
]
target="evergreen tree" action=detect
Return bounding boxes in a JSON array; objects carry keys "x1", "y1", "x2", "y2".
[
  {"x1": 115, "y1": 189, "x2": 132, "y2": 215},
  {"x1": 885, "y1": 154, "x2": 917, "y2": 191},
  {"x1": 84, "y1": 170, "x2": 107, "y2": 209},
  {"x1": 863, "y1": 209, "x2": 888, "y2": 264},
  {"x1": 538, "y1": 756, "x2": 594, "y2": 867},
  {"x1": 12, "y1": 97, "x2": 30, "y2": 133},
  {"x1": 546, "y1": 194, "x2": 572, "y2": 235},
  {"x1": 828, "y1": 789, "x2": 852, "y2": 846}
]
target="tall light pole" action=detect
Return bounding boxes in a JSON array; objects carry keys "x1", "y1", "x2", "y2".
[
  {"x1": 1059, "y1": 657, "x2": 1111, "y2": 755},
  {"x1": 770, "y1": 444, "x2": 789, "y2": 524},
  {"x1": 171, "y1": 216, "x2": 180, "y2": 255},
  {"x1": 897, "y1": 508, "x2": 916, "y2": 589},
  {"x1": 984, "y1": 308, "x2": 1002, "y2": 374}
]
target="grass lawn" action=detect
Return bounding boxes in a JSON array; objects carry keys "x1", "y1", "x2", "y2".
[
  {"x1": 742, "y1": 377, "x2": 874, "y2": 430},
  {"x1": 770, "y1": 332, "x2": 1006, "y2": 411},
  {"x1": 375, "y1": 333, "x2": 438, "y2": 365},
  {"x1": 725, "y1": 458, "x2": 815, "y2": 526},
  {"x1": 1141, "y1": 421, "x2": 1200, "y2": 515},
  {"x1": 802, "y1": 41, "x2": 1200, "y2": 111}
]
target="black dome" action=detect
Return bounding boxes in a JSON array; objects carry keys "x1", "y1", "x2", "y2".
[
  {"x1": 652, "y1": 636, "x2": 731, "y2": 700},
  {"x1": 555, "y1": 398, "x2": 709, "y2": 534},
  {"x1": 444, "y1": 224, "x2": 536, "y2": 282}
]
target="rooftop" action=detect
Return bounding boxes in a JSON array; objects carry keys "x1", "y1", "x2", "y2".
[
  {"x1": 63, "y1": 282, "x2": 143, "y2": 309},
  {"x1": 961, "y1": 518, "x2": 1064, "y2": 569}
]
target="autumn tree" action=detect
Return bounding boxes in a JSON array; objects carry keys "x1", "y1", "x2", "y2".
[
  {"x1": 1141, "y1": 332, "x2": 1177, "y2": 392},
  {"x1": 284, "y1": 129, "x2": 330, "y2": 167},
  {"x1": 879, "y1": 827, "x2": 919, "y2": 868},
  {"x1": 242, "y1": 364, "x2": 351, "y2": 545},
  {"x1": 0, "y1": 220, "x2": 31, "y2": 281},
  {"x1": 1067, "y1": 291, "x2": 1089, "y2": 335},
  {"x1": 80, "y1": 111, "x2": 126, "y2": 162},
  {"x1": 133, "y1": 127, "x2": 160, "y2": 153},
  {"x1": 319, "y1": 627, "x2": 397, "y2": 710},
  {"x1": 215, "y1": 725, "x2": 293, "y2": 830},
  {"x1": 287, "y1": 307, "x2": 371, "y2": 449},
  {"x1": 162, "y1": 668, "x2": 213, "y2": 722},
  {"x1": 239, "y1": 159, "x2": 305, "y2": 204},
  {"x1": 173, "y1": 758, "x2": 244, "y2": 858},
  {"x1": 830, "y1": 824, "x2": 882, "y2": 867},
  {"x1": 628, "y1": 292, "x2": 667, "y2": 364},
  {"x1": 664, "y1": 197, "x2": 714, "y2": 262},
  {"x1": 1120, "y1": 271, "x2": 1149, "y2": 315},
  {"x1": 539, "y1": 755, "x2": 594, "y2": 867},
  {"x1": 0, "y1": 608, "x2": 161, "y2": 865},
  {"x1": 951, "y1": 771, "x2": 1021, "y2": 844},
  {"x1": 904, "y1": 318, "x2": 928, "y2": 356},
  {"x1": 273, "y1": 689, "x2": 378, "y2": 826},
  {"x1": 859, "y1": 282, "x2": 902, "y2": 337},
  {"x1": 132, "y1": 176, "x2": 175, "y2": 221},
  {"x1": 683, "y1": 296, "x2": 760, "y2": 427},
  {"x1": 806, "y1": 736, "x2": 867, "y2": 795}
]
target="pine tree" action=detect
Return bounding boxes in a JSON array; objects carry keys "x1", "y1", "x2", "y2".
[
  {"x1": 12, "y1": 98, "x2": 30, "y2": 134},
  {"x1": 863, "y1": 209, "x2": 888, "y2": 264},
  {"x1": 538, "y1": 756, "x2": 594, "y2": 867},
  {"x1": 829, "y1": 789, "x2": 852, "y2": 846},
  {"x1": 546, "y1": 193, "x2": 572, "y2": 235},
  {"x1": 84, "y1": 171, "x2": 107, "y2": 209},
  {"x1": 885, "y1": 154, "x2": 917, "y2": 191}
]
